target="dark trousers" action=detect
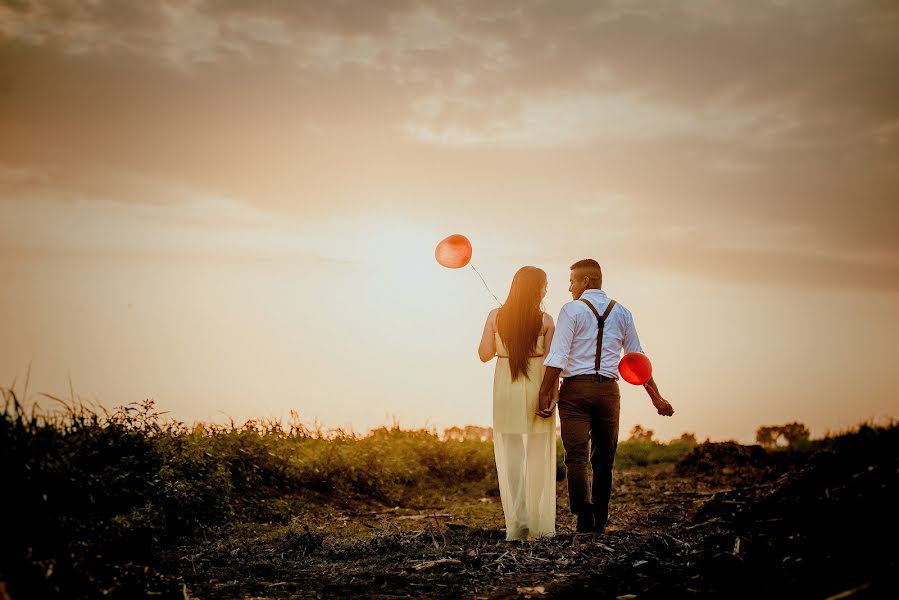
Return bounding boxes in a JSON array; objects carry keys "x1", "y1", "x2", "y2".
[{"x1": 558, "y1": 379, "x2": 621, "y2": 526}]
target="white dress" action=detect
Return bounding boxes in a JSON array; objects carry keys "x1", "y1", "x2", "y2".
[{"x1": 492, "y1": 332, "x2": 557, "y2": 541}]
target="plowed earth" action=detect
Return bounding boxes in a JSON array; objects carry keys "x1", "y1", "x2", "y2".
[{"x1": 162, "y1": 441, "x2": 897, "y2": 599}]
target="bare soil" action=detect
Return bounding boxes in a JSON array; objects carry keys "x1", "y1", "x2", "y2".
[{"x1": 160, "y1": 451, "x2": 897, "y2": 599}]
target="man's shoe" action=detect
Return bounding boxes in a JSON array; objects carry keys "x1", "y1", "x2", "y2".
[
  {"x1": 576, "y1": 512, "x2": 595, "y2": 533},
  {"x1": 593, "y1": 513, "x2": 608, "y2": 533}
]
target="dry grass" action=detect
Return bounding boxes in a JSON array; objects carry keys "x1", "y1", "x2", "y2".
[{"x1": 3, "y1": 385, "x2": 895, "y2": 598}]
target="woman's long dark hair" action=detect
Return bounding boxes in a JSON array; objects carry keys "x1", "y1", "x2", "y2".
[{"x1": 497, "y1": 266, "x2": 546, "y2": 381}]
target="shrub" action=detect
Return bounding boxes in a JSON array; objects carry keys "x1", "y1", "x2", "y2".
[
  {"x1": 615, "y1": 431, "x2": 698, "y2": 468},
  {"x1": 0, "y1": 391, "x2": 501, "y2": 597},
  {"x1": 756, "y1": 422, "x2": 811, "y2": 449}
]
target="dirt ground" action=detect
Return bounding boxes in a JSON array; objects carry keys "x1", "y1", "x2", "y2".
[{"x1": 161, "y1": 451, "x2": 898, "y2": 599}]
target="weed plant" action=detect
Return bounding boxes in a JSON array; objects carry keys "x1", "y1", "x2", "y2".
[
  {"x1": 0, "y1": 390, "x2": 494, "y2": 597},
  {"x1": 6, "y1": 384, "x2": 859, "y2": 598},
  {"x1": 613, "y1": 437, "x2": 697, "y2": 468}
]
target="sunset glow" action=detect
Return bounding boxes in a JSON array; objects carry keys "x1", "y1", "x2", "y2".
[{"x1": 1, "y1": 1, "x2": 897, "y2": 443}]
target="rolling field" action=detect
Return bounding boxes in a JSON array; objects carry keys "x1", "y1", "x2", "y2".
[{"x1": 1, "y1": 391, "x2": 896, "y2": 599}]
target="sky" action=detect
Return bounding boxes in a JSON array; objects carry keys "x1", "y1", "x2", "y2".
[{"x1": 1, "y1": 0, "x2": 898, "y2": 443}]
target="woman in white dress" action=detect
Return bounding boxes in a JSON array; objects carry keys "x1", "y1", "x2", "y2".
[{"x1": 478, "y1": 266, "x2": 557, "y2": 540}]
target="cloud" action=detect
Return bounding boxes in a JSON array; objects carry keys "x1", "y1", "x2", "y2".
[
  {"x1": 402, "y1": 90, "x2": 802, "y2": 147},
  {"x1": 0, "y1": 192, "x2": 383, "y2": 266},
  {"x1": 0, "y1": 0, "x2": 896, "y2": 290}
]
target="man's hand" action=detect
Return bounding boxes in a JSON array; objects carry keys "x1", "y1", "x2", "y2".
[
  {"x1": 536, "y1": 367, "x2": 562, "y2": 419},
  {"x1": 644, "y1": 383, "x2": 674, "y2": 417},
  {"x1": 536, "y1": 389, "x2": 556, "y2": 419},
  {"x1": 652, "y1": 396, "x2": 674, "y2": 417}
]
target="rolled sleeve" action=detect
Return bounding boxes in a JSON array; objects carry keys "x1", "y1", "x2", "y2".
[
  {"x1": 622, "y1": 311, "x2": 644, "y2": 355},
  {"x1": 544, "y1": 303, "x2": 576, "y2": 369}
]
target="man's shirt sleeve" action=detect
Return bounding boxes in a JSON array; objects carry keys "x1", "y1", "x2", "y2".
[
  {"x1": 622, "y1": 310, "x2": 644, "y2": 355},
  {"x1": 544, "y1": 303, "x2": 576, "y2": 369}
]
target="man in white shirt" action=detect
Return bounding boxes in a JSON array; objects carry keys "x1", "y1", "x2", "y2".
[{"x1": 537, "y1": 259, "x2": 674, "y2": 533}]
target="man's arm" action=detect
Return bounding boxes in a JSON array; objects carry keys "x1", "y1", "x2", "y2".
[
  {"x1": 623, "y1": 311, "x2": 673, "y2": 417},
  {"x1": 537, "y1": 366, "x2": 562, "y2": 418},
  {"x1": 537, "y1": 304, "x2": 576, "y2": 418},
  {"x1": 644, "y1": 376, "x2": 674, "y2": 416}
]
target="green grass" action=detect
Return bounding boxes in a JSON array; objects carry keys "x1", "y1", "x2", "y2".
[
  {"x1": 3, "y1": 385, "x2": 892, "y2": 599},
  {"x1": 613, "y1": 437, "x2": 698, "y2": 468},
  {"x1": 0, "y1": 390, "x2": 499, "y2": 597}
]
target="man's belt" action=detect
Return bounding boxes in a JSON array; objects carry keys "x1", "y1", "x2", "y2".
[{"x1": 564, "y1": 373, "x2": 617, "y2": 383}]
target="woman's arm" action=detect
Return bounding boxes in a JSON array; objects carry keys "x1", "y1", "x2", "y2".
[
  {"x1": 542, "y1": 312, "x2": 559, "y2": 404},
  {"x1": 542, "y1": 311, "x2": 555, "y2": 361},
  {"x1": 478, "y1": 309, "x2": 499, "y2": 362}
]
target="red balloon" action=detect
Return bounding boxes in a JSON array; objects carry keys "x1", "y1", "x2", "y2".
[
  {"x1": 435, "y1": 234, "x2": 472, "y2": 269},
  {"x1": 619, "y1": 352, "x2": 652, "y2": 385}
]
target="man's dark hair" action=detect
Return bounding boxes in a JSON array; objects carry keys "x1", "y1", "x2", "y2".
[{"x1": 570, "y1": 258, "x2": 602, "y2": 288}]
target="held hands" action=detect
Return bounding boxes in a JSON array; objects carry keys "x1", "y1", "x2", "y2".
[
  {"x1": 536, "y1": 382, "x2": 560, "y2": 419},
  {"x1": 644, "y1": 384, "x2": 674, "y2": 417}
]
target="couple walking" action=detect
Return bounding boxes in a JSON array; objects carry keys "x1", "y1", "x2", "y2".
[{"x1": 478, "y1": 259, "x2": 675, "y2": 540}]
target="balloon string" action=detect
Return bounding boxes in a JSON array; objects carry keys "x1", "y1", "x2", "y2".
[{"x1": 469, "y1": 263, "x2": 501, "y2": 306}]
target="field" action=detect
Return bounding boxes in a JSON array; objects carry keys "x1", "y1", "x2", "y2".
[{"x1": 1, "y1": 391, "x2": 896, "y2": 599}]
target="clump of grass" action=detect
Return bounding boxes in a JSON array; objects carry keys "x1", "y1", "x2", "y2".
[
  {"x1": 281, "y1": 518, "x2": 326, "y2": 557},
  {"x1": 0, "y1": 389, "x2": 497, "y2": 598},
  {"x1": 327, "y1": 522, "x2": 434, "y2": 559},
  {"x1": 616, "y1": 437, "x2": 698, "y2": 468}
]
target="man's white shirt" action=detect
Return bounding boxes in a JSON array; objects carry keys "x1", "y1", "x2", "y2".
[{"x1": 543, "y1": 289, "x2": 644, "y2": 379}]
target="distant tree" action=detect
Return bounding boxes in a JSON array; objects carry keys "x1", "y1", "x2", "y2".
[
  {"x1": 443, "y1": 425, "x2": 493, "y2": 442},
  {"x1": 629, "y1": 424, "x2": 655, "y2": 443},
  {"x1": 780, "y1": 422, "x2": 810, "y2": 445},
  {"x1": 756, "y1": 422, "x2": 810, "y2": 449},
  {"x1": 677, "y1": 432, "x2": 698, "y2": 445},
  {"x1": 443, "y1": 426, "x2": 465, "y2": 441},
  {"x1": 756, "y1": 426, "x2": 778, "y2": 448},
  {"x1": 463, "y1": 425, "x2": 493, "y2": 442}
]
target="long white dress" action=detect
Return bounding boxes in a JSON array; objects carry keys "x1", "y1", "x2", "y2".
[{"x1": 493, "y1": 333, "x2": 556, "y2": 541}]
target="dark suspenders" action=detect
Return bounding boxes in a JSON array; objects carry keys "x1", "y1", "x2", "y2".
[{"x1": 579, "y1": 298, "x2": 617, "y2": 374}]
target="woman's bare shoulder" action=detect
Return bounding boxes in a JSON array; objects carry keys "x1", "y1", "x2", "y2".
[{"x1": 541, "y1": 311, "x2": 554, "y2": 334}]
